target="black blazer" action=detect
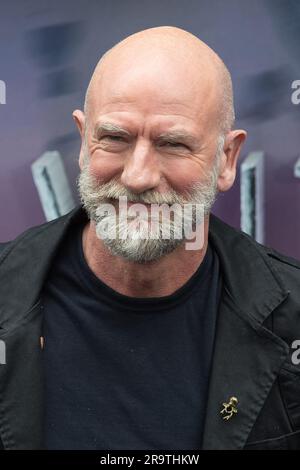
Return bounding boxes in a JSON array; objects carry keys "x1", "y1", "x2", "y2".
[{"x1": 0, "y1": 206, "x2": 299, "y2": 450}]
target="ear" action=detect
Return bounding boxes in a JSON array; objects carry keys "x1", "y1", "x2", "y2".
[
  {"x1": 217, "y1": 129, "x2": 247, "y2": 192},
  {"x1": 72, "y1": 109, "x2": 86, "y2": 170}
]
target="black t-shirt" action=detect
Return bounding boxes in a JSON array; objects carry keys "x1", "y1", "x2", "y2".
[{"x1": 41, "y1": 218, "x2": 222, "y2": 450}]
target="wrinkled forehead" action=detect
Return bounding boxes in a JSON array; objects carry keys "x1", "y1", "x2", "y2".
[{"x1": 87, "y1": 44, "x2": 221, "y2": 130}]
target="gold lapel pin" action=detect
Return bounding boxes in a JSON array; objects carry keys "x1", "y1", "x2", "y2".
[{"x1": 220, "y1": 397, "x2": 238, "y2": 420}]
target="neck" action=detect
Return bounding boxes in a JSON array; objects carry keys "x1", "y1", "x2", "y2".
[{"x1": 82, "y1": 215, "x2": 210, "y2": 298}]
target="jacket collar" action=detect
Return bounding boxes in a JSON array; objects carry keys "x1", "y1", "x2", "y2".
[
  {"x1": 0, "y1": 206, "x2": 87, "y2": 330},
  {"x1": 0, "y1": 207, "x2": 86, "y2": 449},
  {"x1": 0, "y1": 206, "x2": 291, "y2": 449},
  {"x1": 203, "y1": 215, "x2": 290, "y2": 449},
  {"x1": 208, "y1": 214, "x2": 289, "y2": 325}
]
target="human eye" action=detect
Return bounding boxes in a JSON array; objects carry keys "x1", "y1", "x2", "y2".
[
  {"x1": 161, "y1": 140, "x2": 190, "y2": 151},
  {"x1": 166, "y1": 141, "x2": 186, "y2": 148},
  {"x1": 101, "y1": 134, "x2": 126, "y2": 142}
]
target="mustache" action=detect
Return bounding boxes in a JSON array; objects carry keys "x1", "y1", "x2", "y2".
[{"x1": 79, "y1": 173, "x2": 191, "y2": 206}]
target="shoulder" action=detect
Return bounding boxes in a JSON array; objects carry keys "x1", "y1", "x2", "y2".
[
  {"x1": 212, "y1": 213, "x2": 300, "y2": 274},
  {"x1": 0, "y1": 241, "x2": 11, "y2": 259},
  {"x1": 263, "y1": 244, "x2": 300, "y2": 271},
  {"x1": 240, "y1": 233, "x2": 300, "y2": 348},
  {"x1": 241, "y1": 228, "x2": 300, "y2": 291},
  {"x1": 0, "y1": 206, "x2": 84, "y2": 255},
  {"x1": 0, "y1": 218, "x2": 59, "y2": 260},
  {"x1": 255, "y1": 240, "x2": 300, "y2": 283}
]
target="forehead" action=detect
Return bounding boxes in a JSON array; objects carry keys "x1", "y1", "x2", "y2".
[{"x1": 88, "y1": 52, "x2": 219, "y2": 133}]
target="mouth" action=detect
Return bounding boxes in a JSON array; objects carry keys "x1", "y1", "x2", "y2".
[{"x1": 107, "y1": 198, "x2": 153, "y2": 208}]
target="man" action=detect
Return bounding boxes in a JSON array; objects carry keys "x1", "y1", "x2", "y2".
[{"x1": 0, "y1": 26, "x2": 299, "y2": 451}]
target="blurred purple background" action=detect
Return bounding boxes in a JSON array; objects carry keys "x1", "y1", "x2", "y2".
[{"x1": 0, "y1": 0, "x2": 299, "y2": 258}]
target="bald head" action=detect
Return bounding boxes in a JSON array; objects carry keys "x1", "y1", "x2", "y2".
[
  {"x1": 75, "y1": 25, "x2": 247, "y2": 251},
  {"x1": 84, "y1": 26, "x2": 235, "y2": 136}
]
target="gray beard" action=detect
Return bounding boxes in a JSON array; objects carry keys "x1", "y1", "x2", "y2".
[{"x1": 77, "y1": 158, "x2": 219, "y2": 263}]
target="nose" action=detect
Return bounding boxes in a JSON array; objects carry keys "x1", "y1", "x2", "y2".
[{"x1": 120, "y1": 139, "x2": 161, "y2": 193}]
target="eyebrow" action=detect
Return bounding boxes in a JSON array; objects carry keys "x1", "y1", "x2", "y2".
[
  {"x1": 94, "y1": 122, "x2": 198, "y2": 146},
  {"x1": 156, "y1": 130, "x2": 198, "y2": 147},
  {"x1": 94, "y1": 122, "x2": 131, "y2": 137}
]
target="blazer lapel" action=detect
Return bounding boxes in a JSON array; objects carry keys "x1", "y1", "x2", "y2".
[
  {"x1": 202, "y1": 214, "x2": 291, "y2": 449},
  {"x1": 0, "y1": 206, "x2": 87, "y2": 449},
  {"x1": 202, "y1": 287, "x2": 289, "y2": 449}
]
